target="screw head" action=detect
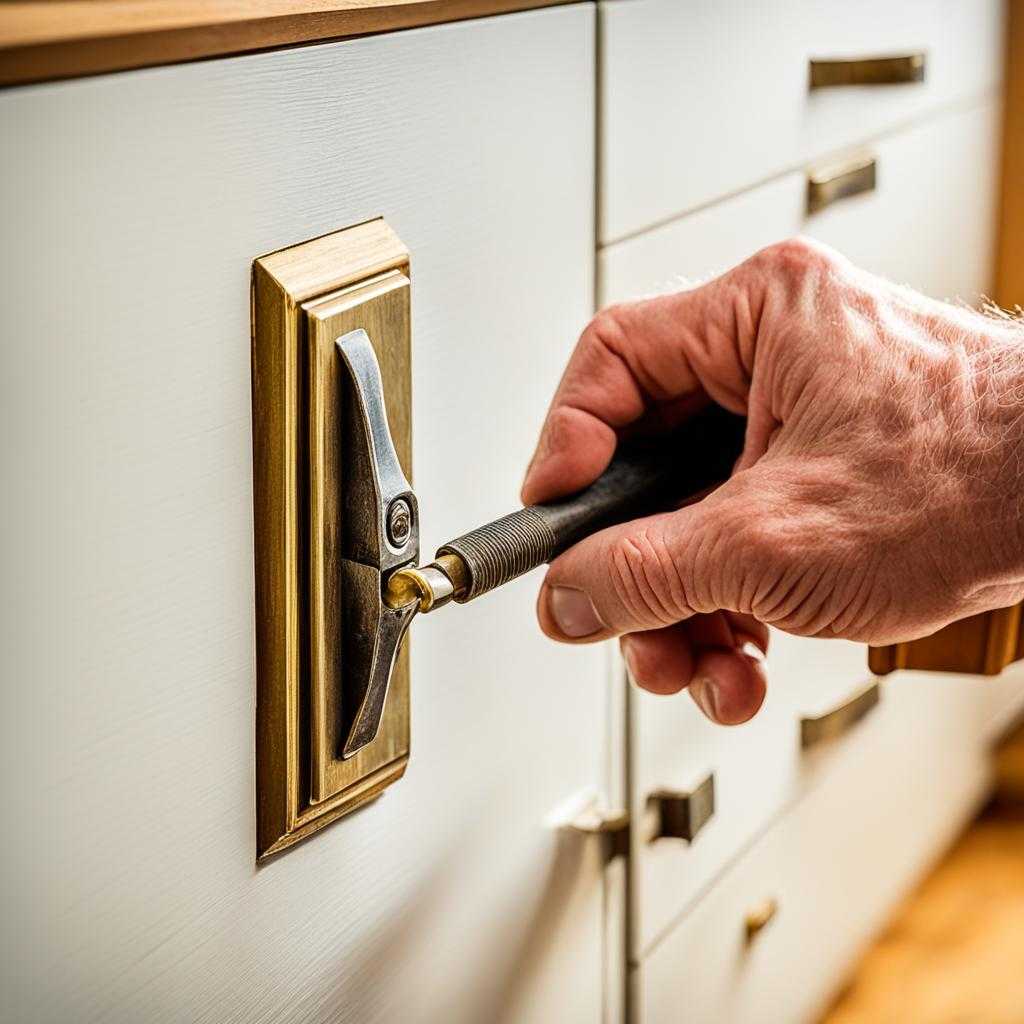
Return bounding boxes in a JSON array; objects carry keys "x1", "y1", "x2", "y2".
[{"x1": 386, "y1": 498, "x2": 413, "y2": 547}]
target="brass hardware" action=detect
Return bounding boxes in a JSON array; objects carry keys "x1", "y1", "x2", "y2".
[
  {"x1": 806, "y1": 154, "x2": 877, "y2": 214},
  {"x1": 744, "y1": 898, "x2": 778, "y2": 943},
  {"x1": 568, "y1": 806, "x2": 631, "y2": 861},
  {"x1": 809, "y1": 53, "x2": 926, "y2": 89},
  {"x1": 385, "y1": 563, "x2": 457, "y2": 613},
  {"x1": 800, "y1": 681, "x2": 881, "y2": 749},
  {"x1": 647, "y1": 773, "x2": 715, "y2": 843},
  {"x1": 252, "y1": 219, "x2": 413, "y2": 859}
]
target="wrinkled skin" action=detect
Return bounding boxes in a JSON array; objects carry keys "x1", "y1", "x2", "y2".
[{"x1": 521, "y1": 238, "x2": 1024, "y2": 726}]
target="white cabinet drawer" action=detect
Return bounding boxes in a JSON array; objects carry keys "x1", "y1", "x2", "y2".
[
  {"x1": 635, "y1": 674, "x2": 990, "y2": 1024},
  {"x1": 977, "y1": 659, "x2": 1024, "y2": 740},
  {"x1": 616, "y1": 99, "x2": 1000, "y2": 958},
  {"x1": 601, "y1": 99, "x2": 1000, "y2": 309},
  {"x1": 599, "y1": 0, "x2": 1004, "y2": 243},
  {"x1": 629, "y1": 668, "x2": 801, "y2": 956}
]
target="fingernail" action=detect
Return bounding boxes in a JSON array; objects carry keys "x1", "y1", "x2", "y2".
[
  {"x1": 548, "y1": 586, "x2": 604, "y2": 638},
  {"x1": 621, "y1": 637, "x2": 639, "y2": 679},
  {"x1": 690, "y1": 676, "x2": 721, "y2": 723},
  {"x1": 740, "y1": 640, "x2": 765, "y2": 663},
  {"x1": 735, "y1": 632, "x2": 767, "y2": 661}
]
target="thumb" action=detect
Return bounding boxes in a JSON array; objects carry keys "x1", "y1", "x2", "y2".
[{"x1": 537, "y1": 479, "x2": 755, "y2": 642}]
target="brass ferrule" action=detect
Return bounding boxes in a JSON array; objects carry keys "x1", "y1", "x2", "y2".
[{"x1": 384, "y1": 552, "x2": 470, "y2": 613}]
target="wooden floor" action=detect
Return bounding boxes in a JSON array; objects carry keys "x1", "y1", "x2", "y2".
[{"x1": 821, "y1": 732, "x2": 1024, "y2": 1024}]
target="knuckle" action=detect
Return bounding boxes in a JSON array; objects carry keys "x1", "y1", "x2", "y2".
[
  {"x1": 608, "y1": 527, "x2": 685, "y2": 627},
  {"x1": 541, "y1": 404, "x2": 578, "y2": 453},
  {"x1": 753, "y1": 236, "x2": 841, "y2": 281},
  {"x1": 587, "y1": 304, "x2": 630, "y2": 353}
]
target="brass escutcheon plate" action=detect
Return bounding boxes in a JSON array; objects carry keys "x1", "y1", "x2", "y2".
[{"x1": 251, "y1": 219, "x2": 412, "y2": 859}]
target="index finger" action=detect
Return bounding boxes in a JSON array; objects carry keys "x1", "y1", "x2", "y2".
[{"x1": 520, "y1": 274, "x2": 756, "y2": 505}]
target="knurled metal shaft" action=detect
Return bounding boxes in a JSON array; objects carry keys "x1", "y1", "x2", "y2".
[{"x1": 437, "y1": 507, "x2": 557, "y2": 602}]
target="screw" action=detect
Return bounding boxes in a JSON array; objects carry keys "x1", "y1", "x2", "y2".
[{"x1": 386, "y1": 498, "x2": 413, "y2": 547}]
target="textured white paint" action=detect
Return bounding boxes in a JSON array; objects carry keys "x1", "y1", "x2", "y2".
[
  {"x1": 601, "y1": 101, "x2": 1007, "y2": 961},
  {"x1": 599, "y1": 0, "x2": 1005, "y2": 243},
  {"x1": 0, "y1": 8, "x2": 611, "y2": 1023},
  {"x1": 636, "y1": 672, "x2": 992, "y2": 1024}
]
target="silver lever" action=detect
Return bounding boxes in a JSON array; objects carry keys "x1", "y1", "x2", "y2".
[{"x1": 337, "y1": 330, "x2": 420, "y2": 758}]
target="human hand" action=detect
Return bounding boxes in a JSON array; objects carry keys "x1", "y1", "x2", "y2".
[{"x1": 522, "y1": 239, "x2": 1024, "y2": 724}]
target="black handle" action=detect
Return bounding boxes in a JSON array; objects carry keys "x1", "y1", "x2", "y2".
[{"x1": 437, "y1": 405, "x2": 747, "y2": 602}]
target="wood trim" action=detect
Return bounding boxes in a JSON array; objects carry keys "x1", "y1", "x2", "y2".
[
  {"x1": 996, "y1": 0, "x2": 1024, "y2": 310},
  {"x1": 0, "y1": 0, "x2": 575, "y2": 87}
]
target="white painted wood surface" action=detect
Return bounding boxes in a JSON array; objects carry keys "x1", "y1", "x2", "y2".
[
  {"x1": 0, "y1": 8, "x2": 614, "y2": 1023},
  {"x1": 636, "y1": 672, "x2": 992, "y2": 1024},
  {"x1": 600, "y1": 100, "x2": 1006, "y2": 960},
  {"x1": 599, "y1": 0, "x2": 1005, "y2": 243}
]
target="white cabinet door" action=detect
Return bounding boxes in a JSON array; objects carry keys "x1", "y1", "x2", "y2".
[
  {"x1": 0, "y1": 9, "x2": 615, "y2": 1024},
  {"x1": 601, "y1": 99, "x2": 1002, "y2": 958}
]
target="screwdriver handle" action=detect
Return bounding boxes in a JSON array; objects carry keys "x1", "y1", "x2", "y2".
[{"x1": 436, "y1": 405, "x2": 747, "y2": 603}]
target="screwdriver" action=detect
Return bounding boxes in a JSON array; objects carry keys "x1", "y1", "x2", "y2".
[{"x1": 384, "y1": 404, "x2": 747, "y2": 614}]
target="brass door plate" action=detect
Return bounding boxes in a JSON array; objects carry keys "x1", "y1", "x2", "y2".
[{"x1": 252, "y1": 219, "x2": 412, "y2": 859}]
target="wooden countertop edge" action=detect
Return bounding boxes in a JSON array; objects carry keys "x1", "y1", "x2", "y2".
[{"x1": 0, "y1": 0, "x2": 576, "y2": 88}]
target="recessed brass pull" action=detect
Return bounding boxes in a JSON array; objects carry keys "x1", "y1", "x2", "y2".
[
  {"x1": 806, "y1": 154, "x2": 876, "y2": 214},
  {"x1": 744, "y1": 898, "x2": 778, "y2": 943},
  {"x1": 809, "y1": 52, "x2": 926, "y2": 89},
  {"x1": 647, "y1": 773, "x2": 715, "y2": 843},
  {"x1": 800, "y1": 680, "x2": 881, "y2": 749}
]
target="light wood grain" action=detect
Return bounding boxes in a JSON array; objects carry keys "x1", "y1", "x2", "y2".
[
  {"x1": 0, "y1": 0, "x2": 574, "y2": 86},
  {"x1": 997, "y1": 0, "x2": 1024, "y2": 309},
  {"x1": 821, "y1": 807, "x2": 1024, "y2": 1024}
]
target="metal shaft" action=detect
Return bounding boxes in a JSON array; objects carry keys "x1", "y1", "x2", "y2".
[{"x1": 385, "y1": 405, "x2": 747, "y2": 612}]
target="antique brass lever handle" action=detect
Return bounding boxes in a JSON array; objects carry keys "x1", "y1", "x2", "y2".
[{"x1": 809, "y1": 53, "x2": 926, "y2": 89}]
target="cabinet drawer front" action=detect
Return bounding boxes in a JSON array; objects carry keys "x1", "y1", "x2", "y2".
[
  {"x1": 601, "y1": 99, "x2": 1000, "y2": 310},
  {"x1": 611, "y1": 100, "x2": 1000, "y2": 955},
  {"x1": 635, "y1": 675, "x2": 990, "y2": 1024},
  {"x1": 599, "y1": 0, "x2": 1004, "y2": 243},
  {"x1": 629, "y1": 672, "x2": 802, "y2": 957}
]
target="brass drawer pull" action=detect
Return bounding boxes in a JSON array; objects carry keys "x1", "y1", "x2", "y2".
[
  {"x1": 800, "y1": 680, "x2": 881, "y2": 749},
  {"x1": 567, "y1": 805, "x2": 631, "y2": 862},
  {"x1": 647, "y1": 772, "x2": 715, "y2": 842},
  {"x1": 809, "y1": 53, "x2": 926, "y2": 89},
  {"x1": 744, "y1": 898, "x2": 778, "y2": 942},
  {"x1": 806, "y1": 154, "x2": 876, "y2": 214}
]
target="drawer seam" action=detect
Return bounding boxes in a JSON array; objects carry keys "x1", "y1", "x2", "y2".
[{"x1": 600, "y1": 86, "x2": 1002, "y2": 251}]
